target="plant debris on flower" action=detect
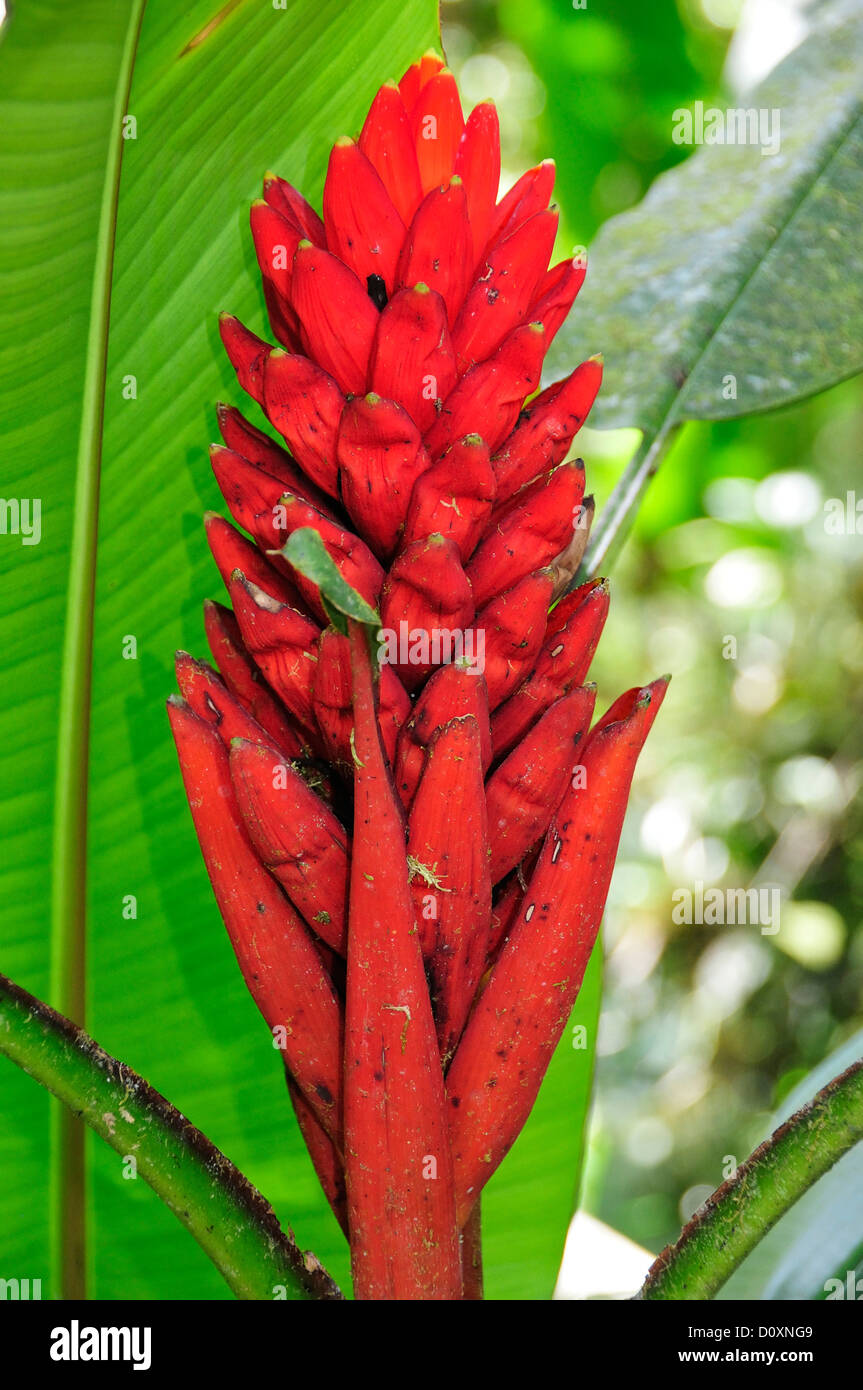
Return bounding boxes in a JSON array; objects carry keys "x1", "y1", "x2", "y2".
[{"x1": 167, "y1": 50, "x2": 668, "y2": 1301}]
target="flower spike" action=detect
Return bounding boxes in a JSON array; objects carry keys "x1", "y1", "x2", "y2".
[{"x1": 169, "y1": 57, "x2": 668, "y2": 1295}]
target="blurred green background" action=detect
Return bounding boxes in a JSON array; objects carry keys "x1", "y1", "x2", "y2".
[{"x1": 443, "y1": 0, "x2": 863, "y2": 1263}]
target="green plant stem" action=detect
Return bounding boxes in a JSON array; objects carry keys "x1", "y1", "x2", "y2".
[
  {"x1": 638, "y1": 1057, "x2": 863, "y2": 1300},
  {"x1": 0, "y1": 972, "x2": 341, "y2": 1302},
  {"x1": 580, "y1": 421, "x2": 680, "y2": 582},
  {"x1": 48, "y1": 0, "x2": 147, "y2": 1301}
]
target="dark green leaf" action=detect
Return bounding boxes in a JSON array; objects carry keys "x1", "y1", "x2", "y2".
[{"x1": 552, "y1": 5, "x2": 863, "y2": 430}]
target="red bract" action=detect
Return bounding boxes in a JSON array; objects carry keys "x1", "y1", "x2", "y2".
[
  {"x1": 230, "y1": 736, "x2": 350, "y2": 955},
  {"x1": 168, "y1": 53, "x2": 667, "y2": 1300},
  {"x1": 168, "y1": 700, "x2": 343, "y2": 1142},
  {"x1": 394, "y1": 661, "x2": 492, "y2": 809},
  {"x1": 447, "y1": 679, "x2": 669, "y2": 1224},
  {"x1": 408, "y1": 714, "x2": 492, "y2": 1064}
]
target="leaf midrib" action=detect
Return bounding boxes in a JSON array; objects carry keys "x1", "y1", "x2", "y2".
[{"x1": 48, "y1": 0, "x2": 148, "y2": 1302}]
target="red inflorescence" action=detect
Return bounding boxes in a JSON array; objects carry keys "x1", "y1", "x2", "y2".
[{"x1": 168, "y1": 52, "x2": 667, "y2": 1301}]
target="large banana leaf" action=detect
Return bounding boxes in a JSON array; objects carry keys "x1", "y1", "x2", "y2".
[{"x1": 0, "y1": 0, "x2": 600, "y2": 1299}]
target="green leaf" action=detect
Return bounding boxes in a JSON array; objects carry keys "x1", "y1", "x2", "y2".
[
  {"x1": 0, "y1": 972, "x2": 341, "y2": 1300},
  {"x1": 0, "y1": 0, "x2": 145, "y2": 1300},
  {"x1": 283, "y1": 528, "x2": 380, "y2": 635},
  {"x1": 551, "y1": 4, "x2": 863, "y2": 431},
  {"x1": 718, "y1": 1030, "x2": 863, "y2": 1301},
  {"x1": 0, "y1": 0, "x2": 439, "y2": 1300}
]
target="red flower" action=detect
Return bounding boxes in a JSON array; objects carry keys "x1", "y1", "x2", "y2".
[{"x1": 168, "y1": 52, "x2": 666, "y2": 1300}]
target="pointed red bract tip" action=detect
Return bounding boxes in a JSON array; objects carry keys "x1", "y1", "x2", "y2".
[
  {"x1": 290, "y1": 243, "x2": 378, "y2": 395},
  {"x1": 447, "y1": 674, "x2": 669, "y2": 1223},
  {"x1": 323, "y1": 139, "x2": 405, "y2": 295},
  {"x1": 262, "y1": 351, "x2": 344, "y2": 498},
  {"x1": 262, "y1": 172, "x2": 326, "y2": 246},
  {"x1": 408, "y1": 713, "x2": 492, "y2": 1063},
  {"x1": 360, "y1": 82, "x2": 423, "y2": 226},
  {"x1": 370, "y1": 284, "x2": 457, "y2": 432},
  {"x1": 455, "y1": 101, "x2": 501, "y2": 263},
  {"x1": 337, "y1": 393, "x2": 430, "y2": 559},
  {"x1": 250, "y1": 199, "x2": 303, "y2": 303},
  {"x1": 453, "y1": 208, "x2": 559, "y2": 371},
  {"x1": 379, "y1": 534, "x2": 475, "y2": 691},
  {"x1": 229, "y1": 735, "x2": 350, "y2": 954},
  {"x1": 219, "y1": 314, "x2": 271, "y2": 406},
  {"x1": 398, "y1": 51, "x2": 445, "y2": 111},
  {"x1": 402, "y1": 434, "x2": 495, "y2": 561},
  {"x1": 409, "y1": 69, "x2": 465, "y2": 195},
  {"x1": 396, "y1": 179, "x2": 473, "y2": 328},
  {"x1": 202, "y1": 599, "x2": 307, "y2": 758}
]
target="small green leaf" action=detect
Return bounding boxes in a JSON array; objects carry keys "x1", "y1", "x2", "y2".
[{"x1": 283, "y1": 528, "x2": 380, "y2": 634}]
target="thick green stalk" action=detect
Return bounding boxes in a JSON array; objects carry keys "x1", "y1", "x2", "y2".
[
  {"x1": 0, "y1": 972, "x2": 341, "y2": 1302},
  {"x1": 639, "y1": 1057, "x2": 863, "y2": 1300}
]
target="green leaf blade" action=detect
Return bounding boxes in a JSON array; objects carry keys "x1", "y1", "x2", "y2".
[
  {"x1": 551, "y1": 6, "x2": 863, "y2": 432},
  {"x1": 0, "y1": 0, "x2": 147, "y2": 1299}
]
